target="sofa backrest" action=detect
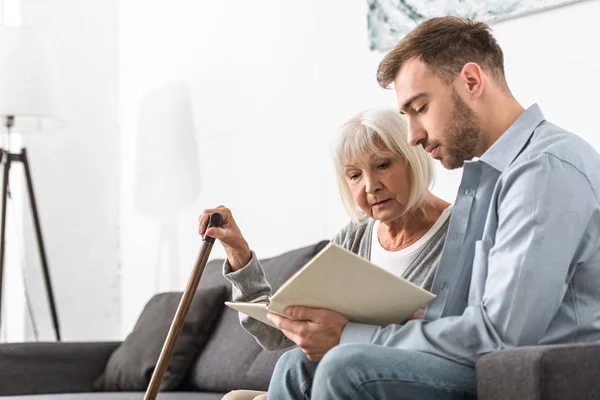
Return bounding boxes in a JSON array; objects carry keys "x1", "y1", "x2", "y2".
[{"x1": 185, "y1": 240, "x2": 330, "y2": 393}]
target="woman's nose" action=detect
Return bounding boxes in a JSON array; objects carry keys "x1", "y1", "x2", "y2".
[{"x1": 364, "y1": 174, "x2": 382, "y2": 194}]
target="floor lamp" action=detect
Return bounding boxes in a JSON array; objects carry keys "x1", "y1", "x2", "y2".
[
  {"x1": 0, "y1": 27, "x2": 65, "y2": 341},
  {"x1": 135, "y1": 82, "x2": 201, "y2": 291}
]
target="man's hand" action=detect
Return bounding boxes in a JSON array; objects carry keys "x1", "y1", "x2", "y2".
[{"x1": 267, "y1": 307, "x2": 348, "y2": 361}]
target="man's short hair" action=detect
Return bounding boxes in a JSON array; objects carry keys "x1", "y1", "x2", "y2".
[{"x1": 377, "y1": 16, "x2": 508, "y2": 90}]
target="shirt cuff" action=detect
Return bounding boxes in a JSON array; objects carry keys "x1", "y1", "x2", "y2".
[{"x1": 340, "y1": 322, "x2": 377, "y2": 344}]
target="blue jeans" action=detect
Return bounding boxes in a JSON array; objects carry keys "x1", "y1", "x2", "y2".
[{"x1": 268, "y1": 344, "x2": 477, "y2": 399}]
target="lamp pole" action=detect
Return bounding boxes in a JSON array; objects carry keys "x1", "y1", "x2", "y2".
[{"x1": 0, "y1": 115, "x2": 61, "y2": 340}]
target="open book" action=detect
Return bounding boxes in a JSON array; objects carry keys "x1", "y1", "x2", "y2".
[{"x1": 225, "y1": 242, "x2": 435, "y2": 329}]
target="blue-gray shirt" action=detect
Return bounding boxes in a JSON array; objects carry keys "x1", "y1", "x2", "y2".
[{"x1": 341, "y1": 104, "x2": 600, "y2": 366}]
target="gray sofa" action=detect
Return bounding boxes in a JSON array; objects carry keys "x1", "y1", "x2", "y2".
[
  {"x1": 1, "y1": 240, "x2": 599, "y2": 399},
  {"x1": 0, "y1": 241, "x2": 330, "y2": 400}
]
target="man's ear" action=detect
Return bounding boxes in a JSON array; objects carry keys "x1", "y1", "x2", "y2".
[{"x1": 458, "y1": 62, "x2": 484, "y2": 100}]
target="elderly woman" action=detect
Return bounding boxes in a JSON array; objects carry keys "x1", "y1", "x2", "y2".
[{"x1": 198, "y1": 108, "x2": 451, "y2": 400}]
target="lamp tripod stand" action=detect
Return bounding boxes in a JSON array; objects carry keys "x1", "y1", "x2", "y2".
[{"x1": 0, "y1": 115, "x2": 60, "y2": 341}]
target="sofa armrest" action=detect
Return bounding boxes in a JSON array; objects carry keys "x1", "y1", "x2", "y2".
[
  {"x1": 0, "y1": 341, "x2": 120, "y2": 396},
  {"x1": 476, "y1": 343, "x2": 600, "y2": 400}
]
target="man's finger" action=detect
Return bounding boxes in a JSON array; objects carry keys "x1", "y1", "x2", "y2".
[
  {"x1": 267, "y1": 312, "x2": 293, "y2": 330},
  {"x1": 267, "y1": 313, "x2": 302, "y2": 343},
  {"x1": 279, "y1": 327, "x2": 302, "y2": 345},
  {"x1": 286, "y1": 306, "x2": 326, "y2": 323},
  {"x1": 268, "y1": 312, "x2": 309, "y2": 334}
]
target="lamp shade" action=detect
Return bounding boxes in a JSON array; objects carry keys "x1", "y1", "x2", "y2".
[
  {"x1": 0, "y1": 27, "x2": 64, "y2": 133},
  {"x1": 134, "y1": 82, "x2": 201, "y2": 217}
]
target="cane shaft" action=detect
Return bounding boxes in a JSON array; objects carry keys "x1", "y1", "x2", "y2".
[{"x1": 144, "y1": 239, "x2": 215, "y2": 400}]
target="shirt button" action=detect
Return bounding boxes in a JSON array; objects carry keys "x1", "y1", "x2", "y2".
[
  {"x1": 451, "y1": 232, "x2": 459, "y2": 241},
  {"x1": 464, "y1": 188, "x2": 473, "y2": 196}
]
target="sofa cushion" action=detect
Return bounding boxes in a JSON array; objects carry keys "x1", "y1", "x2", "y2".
[
  {"x1": 186, "y1": 240, "x2": 329, "y2": 392},
  {"x1": 476, "y1": 343, "x2": 600, "y2": 400},
  {"x1": 94, "y1": 286, "x2": 227, "y2": 392},
  {"x1": 0, "y1": 341, "x2": 119, "y2": 396}
]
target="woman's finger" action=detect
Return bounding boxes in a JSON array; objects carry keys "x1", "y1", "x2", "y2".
[
  {"x1": 198, "y1": 213, "x2": 210, "y2": 235},
  {"x1": 198, "y1": 207, "x2": 231, "y2": 235},
  {"x1": 205, "y1": 226, "x2": 227, "y2": 240},
  {"x1": 202, "y1": 207, "x2": 231, "y2": 217}
]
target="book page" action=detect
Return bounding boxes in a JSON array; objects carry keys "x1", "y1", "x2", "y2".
[{"x1": 225, "y1": 302, "x2": 276, "y2": 328}]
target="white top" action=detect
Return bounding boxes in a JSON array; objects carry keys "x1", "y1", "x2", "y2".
[{"x1": 370, "y1": 206, "x2": 452, "y2": 278}]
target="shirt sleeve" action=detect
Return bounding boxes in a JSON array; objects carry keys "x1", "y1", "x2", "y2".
[
  {"x1": 341, "y1": 153, "x2": 597, "y2": 365},
  {"x1": 223, "y1": 252, "x2": 295, "y2": 350}
]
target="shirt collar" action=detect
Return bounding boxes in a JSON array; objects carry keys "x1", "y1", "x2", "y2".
[{"x1": 479, "y1": 103, "x2": 545, "y2": 172}]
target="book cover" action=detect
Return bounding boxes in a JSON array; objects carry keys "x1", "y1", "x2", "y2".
[{"x1": 225, "y1": 242, "x2": 435, "y2": 329}]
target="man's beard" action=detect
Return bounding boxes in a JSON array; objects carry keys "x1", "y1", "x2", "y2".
[{"x1": 440, "y1": 90, "x2": 482, "y2": 169}]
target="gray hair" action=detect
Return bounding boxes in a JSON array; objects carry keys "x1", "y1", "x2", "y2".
[{"x1": 333, "y1": 108, "x2": 434, "y2": 222}]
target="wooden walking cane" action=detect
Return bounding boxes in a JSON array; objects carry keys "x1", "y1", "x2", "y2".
[{"x1": 144, "y1": 212, "x2": 223, "y2": 400}]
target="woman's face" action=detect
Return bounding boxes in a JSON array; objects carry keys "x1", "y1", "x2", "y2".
[{"x1": 344, "y1": 150, "x2": 412, "y2": 222}]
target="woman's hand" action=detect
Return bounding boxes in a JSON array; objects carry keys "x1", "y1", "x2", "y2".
[
  {"x1": 198, "y1": 206, "x2": 251, "y2": 271},
  {"x1": 267, "y1": 307, "x2": 349, "y2": 361}
]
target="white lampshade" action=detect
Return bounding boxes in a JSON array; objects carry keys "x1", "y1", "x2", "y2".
[
  {"x1": 0, "y1": 26, "x2": 64, "y2": 133},
  {"x1": 135, "y1": 82, "x2": 201, "y2": 217}
]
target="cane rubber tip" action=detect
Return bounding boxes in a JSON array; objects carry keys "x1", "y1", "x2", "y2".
[{"x1": 209, "y1": 213, "x2": 224, "y2": 228}]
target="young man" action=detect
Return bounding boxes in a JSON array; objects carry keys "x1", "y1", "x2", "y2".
[{"x1": 266, "y1": 17, "x2": 600, "y2": 399}]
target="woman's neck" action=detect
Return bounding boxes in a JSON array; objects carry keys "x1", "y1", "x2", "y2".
[{"x1": 377, "y1": 193, "x2": 450, "y2": 252}]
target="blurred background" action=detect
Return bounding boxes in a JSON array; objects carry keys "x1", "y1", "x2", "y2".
[{"x1": 0, "y1": 0, "x2": 597, "y2": 342}]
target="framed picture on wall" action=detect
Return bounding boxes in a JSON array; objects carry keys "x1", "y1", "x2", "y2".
[{"x1": 368, "y1": 0, "x2": 589, "y2": 51}]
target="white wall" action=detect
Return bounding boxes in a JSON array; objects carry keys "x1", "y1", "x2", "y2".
[
  {"x1": 6, "y1": 0, "x2": 596, "y2": 340},
  {"x1": 119, "y1": 0, "x2": 600, "y2": 336},
  {"x1": 494, "y1": 0, "x2": 600, "y2": 151},
  {"x1": 17, "y1": 0, "x2": 120, "y2": 340},
  {"x1": 119, "y1": 0, "x2": 407, "y2": 335},
  {"x1": 0, "y1": 0, "x2": 25, "y2": 342}
]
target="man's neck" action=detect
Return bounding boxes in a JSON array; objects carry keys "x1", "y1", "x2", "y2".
[{"x1": 478, "y1": 95, "x2": 525, "y2": 156}]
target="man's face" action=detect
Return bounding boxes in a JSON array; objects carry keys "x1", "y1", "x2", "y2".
[{"x1": 394, "y1": 58, "x2": 482, "y2": 169}]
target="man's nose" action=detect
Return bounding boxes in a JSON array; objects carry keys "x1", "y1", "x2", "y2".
[{"x1": 407, "y1": 118, "x2": 426, "y2": 147}]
